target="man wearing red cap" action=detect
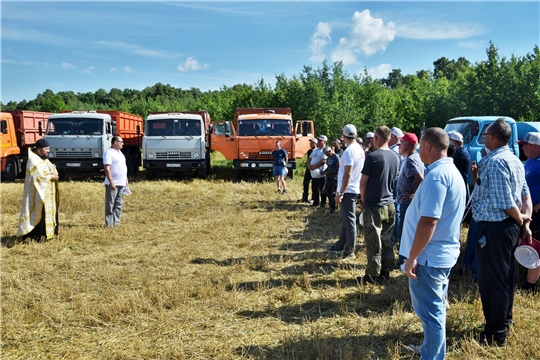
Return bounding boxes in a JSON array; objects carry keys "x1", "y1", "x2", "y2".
[{"x1": 394, "y1": 133, "x2": 424, "y2": 261}]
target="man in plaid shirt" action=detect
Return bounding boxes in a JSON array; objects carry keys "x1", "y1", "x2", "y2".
[{"x1": 472, "y1": 118, "x2": 532, "y2": 346}]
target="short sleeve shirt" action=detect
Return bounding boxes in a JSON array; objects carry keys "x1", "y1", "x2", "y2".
[
  {"x1": 309, "y1": 147, "x2": 327, "y2": 178},
  {"x1": 337, "y1": 142, "x2": 365, "y2": 194},
  {"x1": 103, "y1": 148, "x2": 127, "y2": 186},
  {"x1": 396, "y1": 152, "x2": 425, "y2": 205},
  {"x1": 272, "y1": 148, "x2": 287, "y2": 167},
  {"x1": 325, "y1": 154, "x2": 340, "y2": 179}
]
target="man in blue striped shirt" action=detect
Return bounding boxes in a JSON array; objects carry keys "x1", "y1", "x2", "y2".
[{"x1": 472, "y1": 118, "x2": 532, "y2": 346}]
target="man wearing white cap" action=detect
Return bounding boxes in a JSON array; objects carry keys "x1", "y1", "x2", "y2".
[
  {"x1": 363, "y1": 132, "x2": 375, "y2": 154},
  {"x1": 517, "y1": 132, "x2": 540, "y2": 291},
  {"x1": 308, "y1": 135, "x2": 328, "y2": 207},
  {"x1": 389, "y1": 127, "x2": 404, "y2": 156},
  {"x1": 449, "y1": 131, "x2": 471, "y2": 190},
  {"x1": 328, "y1": 124, "x2": 365, "y2": 259}
]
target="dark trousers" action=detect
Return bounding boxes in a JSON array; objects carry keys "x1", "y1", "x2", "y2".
[
  {"x1": 311, "y1": 177, "x2": 326, "y2": 206},
  {"x1": 334, "y1": 193, "x2": 360, "y2": 255},
  {"x1": 302, "y1": 170, "x2": 312, "y2": 202},
  {"x1": 476, "y1": 217, "x2": 521, "y2": 342},
  {"x1": 323, "y1": 176, "x2": 338, "y2": 210}
]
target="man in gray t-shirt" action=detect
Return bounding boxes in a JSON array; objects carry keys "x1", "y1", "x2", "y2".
[
  {"x1": 359, "y1": 126, "x2": 400, "y2": 284},
  {"x1": 322, "y1": 146, "x2": 340, "y2": 212}
]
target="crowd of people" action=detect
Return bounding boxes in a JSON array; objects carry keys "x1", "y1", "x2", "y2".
[
  {"x1": 275, "y1": 121, "x2": 539, "y2": 359},
  {"x1": 15, "y1": 121, "x2": 540, "y2": 359}
]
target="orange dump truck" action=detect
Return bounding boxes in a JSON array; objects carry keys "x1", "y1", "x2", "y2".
[
  {"x1": 1, "y1": 111, "x2": 52, "y2": 181},
  {"x1": 44, "y1": 110, "x2": 143, "y2": 178},
  {"x1": 210, "y1": 108, "x2": 314, "y2": 179}
]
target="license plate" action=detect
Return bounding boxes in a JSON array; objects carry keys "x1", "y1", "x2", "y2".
[
  {"x1": 166, "y1": 164, "x2": 181, "y2": 168},
  {"x1": 259, "y1": 163, "x2": 272, "y2": 168},
  {"x1": 66, "y1": 163, "x2": 81, "y2": 167}
]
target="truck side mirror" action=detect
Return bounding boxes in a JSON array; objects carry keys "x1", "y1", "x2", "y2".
[
  {"x1": 302, "y1": 122, "x2": 309, "y2": 137},
  {"x1": 136, "y1": 125, "x2": 141, "y2": 135},
  {"x1": 38, "y1": 121, "x2": 43, "y2": 136},
  {"x1": 225, "y1": 122, "x2": 231, "y2": 137},
  {"x1": 1, "y1": 120, "x2": 7, "y2": 134}
]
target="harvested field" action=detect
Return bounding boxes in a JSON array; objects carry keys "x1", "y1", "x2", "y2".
[{"x1": 2, "y1": 160, "x2": 540, "y2": 359}]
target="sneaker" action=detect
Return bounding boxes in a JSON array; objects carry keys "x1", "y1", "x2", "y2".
[
  {"x1": 407, "y1": 344, "x2": 422, "y2": 355},
  {"x1": 282, "y1": 190, "x2": 287, "y2": 195},
  {"x1": 518, "y1": 281, "x2": 537, "y2": 292},
  {"x1": 329, "y1": 208, "x2": 335, "y2": 213},
  {"x1": 328, "y1": 245, "x2": 344, "y2": 254},
  {"x1": 276, "y1": 189, "x2": 281, "y2": 194},
  {"x1": 341, "y1": 252, "x2": 356, "y2": 262}
]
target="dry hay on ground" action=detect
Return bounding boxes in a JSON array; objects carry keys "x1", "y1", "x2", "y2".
[{"x1": 2, "y1": 173, "x2": 540, "y2": 359}]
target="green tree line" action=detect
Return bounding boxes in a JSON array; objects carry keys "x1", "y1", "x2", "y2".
[{"x1": 2, "y1": 42, "x2": 539, "y2": 140}]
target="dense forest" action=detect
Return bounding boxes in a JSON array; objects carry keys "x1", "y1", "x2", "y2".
[{"x1": 2, "y1": 42, "x2": 539, "y2": 139}]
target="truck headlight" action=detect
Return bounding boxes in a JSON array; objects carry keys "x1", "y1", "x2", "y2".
[
  {"x1": 48, "y1": 152, "x2": 54, "y2": 158},
  {"x1": 251, "y1": 163, "x2": 256, "y2": 168},
  {"x1": 193, "y1": 152, "x2": 200, "y2": 158},
  {"x1": 148, "y1": 153, "x2": 155, "y2": 159},
  {"x1": 94, "y1": 152, "x2": 100, "y2": 158}
]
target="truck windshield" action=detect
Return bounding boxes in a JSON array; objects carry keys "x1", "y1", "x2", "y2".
[
  {"x1": 46, "y1": 118, "x2": 103, "y2": 135},
  {"x1": 146, "y1": 119, "x2": 202, "y2": 136},
  {"x1": 444, "y1": 120, "x2": 477, "y2": 144},
  {"x1": 238, "y1": 120, "x2": 291, "y2": 136}
]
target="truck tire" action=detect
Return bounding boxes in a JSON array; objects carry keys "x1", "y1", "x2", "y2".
[
  {"x1": 1, "y1": 157, "x2": 18, "y2": 182},
  {"x1": 197, "y1": 168, "x2": 207, "y2": 179},
  {"x1": 235, "y1": 169, "x2": 243, "y2": 181}
]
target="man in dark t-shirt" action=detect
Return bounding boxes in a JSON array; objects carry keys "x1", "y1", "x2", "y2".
[
  {"x1": 359, "y1": 126, "x2": 400, "y2": 284},
  {"x1": 322, "y1": 146, "x2": 340, "y2": 212},
  {"x1": 449, "y1": 131, "x2": 471, "y2": 192},
  {"x1": 272, "y1": 141, "x2": 288, "y2": 194}
]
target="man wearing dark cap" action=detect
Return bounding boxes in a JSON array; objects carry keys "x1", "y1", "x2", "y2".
[{"x1": 17, "y1": 139, "x2": 59, "y2": 241}]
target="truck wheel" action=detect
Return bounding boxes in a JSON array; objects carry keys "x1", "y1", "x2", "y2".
[
  {"x1": 235, "y1": 169, "x2": 243, "y2": 181},
  {"x1": 146, "y1": 169, "x2": 155, "y2": 180},
  {"x1": 2, "y1": 157, "x2": 18, "y2": 182},
  {"x1": 197, "y1": 168, "x2": 207, "y2": 179},
  {"x1": 131, "y1": 155, "x2": 140, "y2": 175}
]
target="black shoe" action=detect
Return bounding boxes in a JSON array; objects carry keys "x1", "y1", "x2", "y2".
[
  {"x1": 378, "y1": 270, "x2": 390, "y2": 281},
  {"x1": 356, "y1": 275, "x2": 378, "y2": 285},
  {"x1": 310, "y1": 203, "x2": 319, "y2": 207},
  {"x1": 329, "y1": 208, "x2": 336, "y2": 213},
  {"x1": 478, "y1": 331, "x2": 505, "y2": 347},
  {"x1": 518, "y1": 281, "x2": 537, "y2": 292},
  {"x1": 328, "y1": 245, "x2": 344, "y2": 254}
]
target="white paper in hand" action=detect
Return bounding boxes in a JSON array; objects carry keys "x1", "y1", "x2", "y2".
[{"x1": 123, "y1": 186, "x2": 132, "y2": 195}]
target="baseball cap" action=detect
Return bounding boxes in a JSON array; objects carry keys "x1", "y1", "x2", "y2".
[
  {"x1": 322, "y1": 146, "x2": 332, "y2": 154},
  {"x1": 448, "y1": 131, "x2": 464, "y2": 142},
  {"x1": 518, "y1": 132, "x2": 540, "y2": 146},
  {"x1": 515, "y1": 238, "x2": 540, "y2": 269},
  {"x1": 309, "y1": 137, "x2": 318, "y2": 144},
  {"x1": 342, "y1": 124, "x2": 357, "y2": 137},
  {"x1": 401, "y1": 133, "x2": 418, "y2": 145},
  {"x1": 391, "y1": 127, "x2": 404, "y2": 137},
  {"x1": 364, "y1": 132, "x2": 374, "y2": 139},
  {"x1": 318, "y1": 135, "x2": 328, "y2": 142}
]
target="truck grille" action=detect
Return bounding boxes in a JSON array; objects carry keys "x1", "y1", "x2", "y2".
[
  {"x1": 156, "y1": 152, "x2": 192, "y2": 159},
  {"x1": 247, "y1": 152, "x2": 273, "y2": 160},
  {"x1": 55, "y1": 151, "x2": 93, "y2": 158}
]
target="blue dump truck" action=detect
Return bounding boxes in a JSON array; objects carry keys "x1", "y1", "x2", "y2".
[{"x1": 444, "y1": 116, "x2": 540, "y2": 185}]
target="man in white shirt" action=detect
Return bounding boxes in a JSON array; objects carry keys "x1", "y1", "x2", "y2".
[
  {"x1": 328, "y1": 125, "x2": 365, "y2": 260},
  {"x1": 104, "y1": 136, "x2": 128, "y2": 227},
  {"x1": 308, "y1": 135, "x2": 328, "y2": 207}
]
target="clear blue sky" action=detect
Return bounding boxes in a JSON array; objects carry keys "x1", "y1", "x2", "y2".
[{"x1": 2, "y1": 1, "x2": 539, "y2": 103}]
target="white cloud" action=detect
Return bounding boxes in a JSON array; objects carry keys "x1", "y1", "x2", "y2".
[
  {"x1": 94, "y1": 40, "x2": 182, "y2": 58},
  {"x1": 123, "y1": 66, "x2": 133, "y2": 73},
  {"x1": 60, "y1": 62, "x2": 76, "y2": 70},
  {"x1": 366, "y1": 63, "x2": 392, "y2": 79},
  {"x1": 396, "y1": 22, "x2": 484, "y2": 40},
  {"x1": 309, "y1": 22, "x2": 332, "y2": 62},
  {"x1": 81, "y1": 66, "x2": 95, "y2": 74},
  {"x1": 2, "y1": 27, "x2": 70, "y2": 46},
  {"x1": 458, "y1": 40, "x2": 485, "y2": 49},
  {"x1": 331, "y1": 10, "x2": 396, "y2": 65},
  {"x1": 2, "y1": 59, "x2": 15, "y2": 64},
  {"x1": 177, "y1": 57, "x2": 209, "y2": 72},
  {"x1": 22, "y1": 61, "x2": 50, "y2": 67},
  {"x1": 110, "y1": 68, "x2": 118, "y2": 72}
]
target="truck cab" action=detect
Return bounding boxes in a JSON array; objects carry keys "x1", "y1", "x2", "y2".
[
  {"x1": 210, "y1": 108, "x2": 314, "y2": 180},
  {"x1": 0, "y1": 112, "x2": 20, "y2": 181},
  {"x1": 45, "y1": 111, "x2": 115, "y2": 176},
  {"x1": 143, "y1": 112, "x2": 211, "y2": 179}
]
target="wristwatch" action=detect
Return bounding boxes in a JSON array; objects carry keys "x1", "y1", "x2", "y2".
[{"x1": 336, "y1": 191, "x2": 342, "y2": 196}]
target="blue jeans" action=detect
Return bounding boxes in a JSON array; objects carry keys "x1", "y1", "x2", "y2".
[{"x1": 409, "y1": 264, "x2": 451, "y2": 360}]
